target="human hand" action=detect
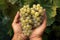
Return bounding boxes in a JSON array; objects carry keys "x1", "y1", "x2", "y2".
[
  {"x1": 30, "y1": 10, "x2": 47, "y2": 40},
  {"x1": 12, "y1": 10, "x2": 47, "y2": 40},
  {"x1": 12, "y1": 12, "x2": 27, "y2": 40}
]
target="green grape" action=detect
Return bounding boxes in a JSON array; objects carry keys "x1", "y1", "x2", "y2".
[
  {"x1": 20, "y1": 8, "x2": 23, "y2": 12},
  {"x1": 33, "y1": 15, "x2": 38, "y2": 19},
  {"x1": 37, "y1": 4, "x2": 40, "y2": 7},
  {"x1": 23, "y1": 5, "x2": 26, "y2": 8},
  {"x1": 26, "y1": 17, "x2": 30, "y2": 19},
  {"x1": 27, "y1": 8, "x2": 30, "y2": 13},
  {"x1": 34, "y1": 21, "x2": 38, "y2": 24},
  {"x1": 20, "y1": 4, "x2": 44, "y2": 36},
  {"x1": 24, "y1": 13, "x2": 29, "y2": 16},
  {"x1": 25, "y1": 19, "x2": 29, "y2": 23},
  {"x1": 39, "y1": 7, "x2": 43, "y2": 13},
  {"x1": 26, "y1": 25, "x2": 32, "y2": 30},
  {"x1": 23, "y1": 8, "x2": 27, "y2": 12},
  {"x1": 36, "y1": 17, "x2": 40, "y2": 22},
  {"x1": 22, "y1": 31, "x2": 27, "y2": 36},
  {"x1": 36, "y1": 4, "x2": 40, "y2": 10},
  {"x1": 20, "y1": 17, "x2": 24, "y2": 21},
  {"x1": 27, "y1": 30, "x2": 32, "y2": 36},
  {"x1": 35, "y1": 12, "x2": 40, "y2": 17},
  {"x1": 33, "y1": 4, "x2": 36, "y2": 9},
  {"x1": 26, "y1": 5, "x2": 29, "y2": 8},
  {"x1": 31, "y1": 9, "x2": 35, "y2": 15},
  {"x1": 34, "y1": 23, "x2": 37, "y2": 27},
  {"x1": 22, "y1": 25, "x2": 32, "y2": 36},
  {"x1": 37, "y1": 22, "x2": 40, "y2": 26},
  {"x1": 22, "y1": 26, "x2": 27, "y2": 30},
  {"x1": 29, "y1": 20, "x2": 32, "y2": 23}
]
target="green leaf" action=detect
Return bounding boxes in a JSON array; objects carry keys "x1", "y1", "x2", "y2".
[
  {"x1": 52, "y1": 25, "x2": 60, "y2": 31},
  {"x1": 47, "y1": 18, "x2": 55, "y2": 26},
  {"x1": 45, "y1": 28, "x2": 52, "y2": 34},
  {"x1": 53, "y1": 0, "x2": 60, "y2": 8},
  {"x1": 46, "y1": 6, "x2": 56, "y2": 18},
  {"x1": 8, "y1": 0, "x2": 17, "y2": 4},
  {"x1": 23, "y1": 0, "x2": 34, "y2": 5},
  {"x1": 0, "y1": 0, "x2": 7, "y2": 10},
  {"x1": 43, "y1": 34, "x2": 48, "y2": 40},
  {"x1": 0, "y1": 0, "x2": 5, "y2": 4}
]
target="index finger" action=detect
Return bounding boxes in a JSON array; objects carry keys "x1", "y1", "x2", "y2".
[{"x1": 13, "y1": 11, "x2": 20, "y2": 23}]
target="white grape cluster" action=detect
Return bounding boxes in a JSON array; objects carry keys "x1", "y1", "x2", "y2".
[{"x1": 19, "y1": 4, "x2": 44, "y2": 36}]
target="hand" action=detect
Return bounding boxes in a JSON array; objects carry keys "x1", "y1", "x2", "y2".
[
  {"x1": 12, "y1": 11, "x2": 22, "y2": 34},
  {"x1": 12, "y1": 12, "x2": 27, "y2": 40},
  {"x1": 30, "y1": 10, "x2": 47, "y2": 40}
]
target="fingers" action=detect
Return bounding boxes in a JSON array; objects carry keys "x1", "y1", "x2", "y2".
[{"x1": 13, "y1": 11, "x2": 20, "y2": 23}]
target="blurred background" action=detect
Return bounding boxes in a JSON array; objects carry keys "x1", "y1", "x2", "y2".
[{"x1": 0, "y1": 0, "x2": 60, "y2": 40}]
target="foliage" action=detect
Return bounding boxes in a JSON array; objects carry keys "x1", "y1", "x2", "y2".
[{"x1": 0, "y1": 0, "x2": 60, "y2": 40}]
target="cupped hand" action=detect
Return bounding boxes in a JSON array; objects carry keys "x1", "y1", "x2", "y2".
[
  {"x1": 30, "y1": 10, "x2": 47, "y2": 39},
  {"x1": 12, "y1": 12, "x2": 27, "y2": 40},
  {"x1": 12, "y1": 12, "x2": 22, "y2": 34},
  {"x1": 12, "y1": 10, "x2": 47, "y2": 40}
]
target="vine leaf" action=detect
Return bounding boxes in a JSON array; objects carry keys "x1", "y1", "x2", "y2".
[
  {"x1": 54, "y1": 0, "x2": 60, "y2": 8},
  {"x1": 23, "y1": 0, "x2": 34, "y2": 5},
  {"x1": 8, "y1": 0, "x2": 17, "y2": 4},
  {"x1": 46, "y1": 6, "x2": 56, "y2": 18},
  {"x1": 47, "y1": 18, "x2": 55, "y2": 26},
  {"x1": 0, "y1": 0, "x2": 7, "y2": 10}
]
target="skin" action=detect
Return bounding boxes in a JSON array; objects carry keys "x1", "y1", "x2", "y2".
[{"x1": 12, "y1": 10, "x2": 47, "y2": 40}]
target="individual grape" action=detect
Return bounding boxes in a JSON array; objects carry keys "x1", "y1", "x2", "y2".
[
  {"x1": 37, "y1": 22, "x2": 40, "y2": 26},
  {"x1": 36, "y1": 17, "x2": 40, "y2": 22},
  {"x1": 31, "y1": 9, "x2": 35, "y2": 15},
  {"x1": 27, "y1": 8, "x2": 30, "y2": 13},
  {"x1": 20, "y1": 8, "x2": 24, "y2": 12},
  {"x1": 22, "y1": 26, "x2": 27, "y2": 30},
  {"x1": 23, "y1": 8, "x2": 27, "y2": 12},
  {"x1": 21, "y1": 19, "x2": 25, "y2": 23},
  {"x1": 39, "y1": 7, "x2": 43, "y2": 13},
  {"x1": 26, "y1": 25, "x2": 32, "y2": 29},
  {"x1": 24, "y1": 13, "x2": 29, "y2": 16},
  {"x1": 23, "y1": 5, "x2": 26, "y2": 8},
  {"x1": 33, "y1": 4, "x2": 36, "y2": 9},
  {"x1": 22, "y1": 31, "x2": 27, "y2": 36},
  {"x1": 25, "y1": 19, "x2": 29, "y2": 23},
  {"x1": 34, "y1": 23, "x2": 37, "y2": 27},
  {"x1": 26, "y1": 17, "x2": 30, "y2": 19},
  {"x1": 26, "y1": 5, "x2": 29, "y2": 8},
  {"x1": 37, "y1": 4, "x2": 40, "y2": 7},
  {"x1": 27, "y1": 30, "x2": 32, "y2": 36},
  {"x1": 36, "y1": 4, "x2": 40, "y2": 10},
  {"x1": 35, "y1": 12, "x2": 40, "y2": 17},
  {"x1": 29, "y1": 20, "x2": 32, "y2": 23}
]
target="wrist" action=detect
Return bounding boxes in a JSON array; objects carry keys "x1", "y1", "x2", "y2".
[
  {"x1": 13, "y1": 33, "x2": 27, "y2": 40},
  {"x1": 30, "y1": 37, "x2": 42, "y2": 40},
  {"x1": 30, "y1": 34, "x2": 42, "y2": 40}
]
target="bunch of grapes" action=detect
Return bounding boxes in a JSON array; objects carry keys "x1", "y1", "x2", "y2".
[{"x1": 19, "y1": 4, "x2": 44, "y2": 36}]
